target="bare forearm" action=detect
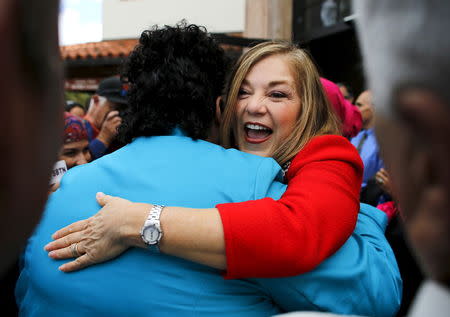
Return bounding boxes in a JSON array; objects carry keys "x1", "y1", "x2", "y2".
[{"x1": 122, "y1": 204, "x2": 226, "y2": 269}]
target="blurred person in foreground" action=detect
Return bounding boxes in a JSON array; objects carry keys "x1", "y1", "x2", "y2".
[
  {"x1": 277, "y1": 0, "x2": 450, "y2": 316},
  {"x1": 65, "y1": 100, "x2": 86, "y2": 117},
  {"x1": 356, "y1": 0, "x2": 450, "y2": 315},
  {"x1": 0, "y1": 0, "x2": 62, "y2": 276},
  {"x1": 0, "y1": 0, "x2": 62, "y2": 314},
  {"x1": 17, "y1": 24, "x2": 400, "y2": 316},
  {"x1": 84, "y1": 77, "x2": 127, "y2": 159}
]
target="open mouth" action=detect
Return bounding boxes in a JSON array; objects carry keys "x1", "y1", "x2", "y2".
[{"x1": 244, "y1": 123, "x2": 273, "y2": 144}]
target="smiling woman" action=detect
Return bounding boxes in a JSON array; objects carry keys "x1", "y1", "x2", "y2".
[
  {"x1": 233, "y1": 54, "x2": 302, "y2": 157},
  {"x1": 221, "y1": 42, "x2": 338, "y2": 166}
]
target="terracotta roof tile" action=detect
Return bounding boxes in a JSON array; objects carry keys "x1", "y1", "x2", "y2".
[
  {"x1": 60, "y1": 39, "x2": 138, "y2": 60},
  {"x1": 60, "y1": 35, "x2": 244, "y2": 61}
]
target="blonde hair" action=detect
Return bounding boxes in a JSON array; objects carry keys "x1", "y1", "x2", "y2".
[{"x1": 220, "y1": 41, "x2": 341, "y2": 166}]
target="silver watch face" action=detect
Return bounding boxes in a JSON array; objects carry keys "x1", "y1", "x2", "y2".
[{"x1": 143, "y1": 225, "x2": 161, "y2": 244}]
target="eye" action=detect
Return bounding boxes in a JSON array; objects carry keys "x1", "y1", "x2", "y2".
[
  {"x1": 237, "y1": 88, "x2": 249, "y2": 99},
  {"x1": 269, "y1": 91, "x2": 287, "y2": 99},
  {"x1": 63, "y1": 150, "x2": 77, "y2": 157}
]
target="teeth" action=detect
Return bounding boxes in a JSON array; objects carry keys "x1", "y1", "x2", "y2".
[{"x1": 245, "y1": 123, "x2": 270, "y2": 131}]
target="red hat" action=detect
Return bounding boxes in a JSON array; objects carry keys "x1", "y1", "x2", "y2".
[{"x1": 63, "y1": 112, "x2": 89, "y2": 144}]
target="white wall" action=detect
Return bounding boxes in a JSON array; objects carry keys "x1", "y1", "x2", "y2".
[{"x1": 103, "y1": 0, "x2": 245, "y2": 40}]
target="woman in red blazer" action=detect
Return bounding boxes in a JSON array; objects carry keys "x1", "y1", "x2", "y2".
[{"x1": 46, "y1": 42, "x2": 363, "y2": 280}]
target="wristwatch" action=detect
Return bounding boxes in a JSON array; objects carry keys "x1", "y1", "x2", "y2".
[{"x1": 140, "y1": 204, "x2": 164, "y2": 252}]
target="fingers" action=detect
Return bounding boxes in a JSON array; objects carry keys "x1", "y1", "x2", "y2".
[
  {"x1": 105, "y1": 110, "x2": 119, "y2": 120},
  {"x1": 96, "y1": 192, "x2": 111, "y2": 206},
  {"x1": 95, "y1": 192, "x2": 127, "y2": 207},
  {"x1": 375, "y1": 175, "x2": 384, "y2": 184},
  {"x1": 50, "y1": 219, "x2": 88, "y2": 240},
  {"x1": 49, "y1": 182, "x2": 60, "y2": 192},
  {"x1": 48, "y1": 241, "x2": 84, "y2": 260},
  {"x1": 376, "y1": 174, "x2": 388, "y2": 187},
  {"x1": 45, "y1": 230, "x2": 85, "y2": 252},
  {"x1": 379, "y1": 173, "x2": 389, "y2": 183},
  {"x1": 109, "y1": 116, "x2": 122, "y2": 126},
  {"x1": 59, "y1": 254, "x2": 93, "y2": 273},
  {"x1": 377, "y1": 168, "x2": 389, "y2": 178},
  {"x1": 105, "y1": 111, "x2": 122, "y2": 127}
]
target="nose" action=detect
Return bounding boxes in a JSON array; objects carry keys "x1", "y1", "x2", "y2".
[
  {"x1": 245, "y1": 94, "x2": 267, "y2": 116},
  {"x1": 74, "y1": 152, "x2": 88, "y2": 166}
]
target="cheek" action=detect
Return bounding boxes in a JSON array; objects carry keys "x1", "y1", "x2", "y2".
[
  {"x1": 60, "y1": 157, "x2": 75, "y2": 169},
  {"x1": 235, "y1": 100, "x2": 246, "y2": 118},
  {"x1": 233, "y1": 102, "x2": 245, "y2": 131},
  {"x1": 85, "y1": 151, "x2": 92, "y2": 162},
  {"x1": 274, "y1": 105, "x2": 300, "y2": 136}
]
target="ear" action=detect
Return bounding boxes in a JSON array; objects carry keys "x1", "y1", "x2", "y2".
[
  {"x1": 92, "y1": 94, "x2": 100, "y2": 104},
  {"x1": 215, "y1": 96, "x2": 223, "y2": 124},
  {"x1": 87, "y1": 95, "x2": 100, "y2": 112}
]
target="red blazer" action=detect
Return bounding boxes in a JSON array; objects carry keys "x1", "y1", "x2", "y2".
[{"x1": 217, "y1": 135, "x2": 363, "y2": 279}]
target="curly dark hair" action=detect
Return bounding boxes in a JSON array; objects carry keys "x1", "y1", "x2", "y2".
[{"x1": 118, "y1": 22, "x2": 227, "y2": 143}]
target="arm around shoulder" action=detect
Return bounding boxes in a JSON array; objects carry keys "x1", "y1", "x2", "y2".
[{"x1": 217, "y1": 135, "x2": 364, "y2": 279}]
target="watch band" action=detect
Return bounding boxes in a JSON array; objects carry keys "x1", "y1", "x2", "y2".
[{"x1": 148, "y1": 204, "x2": 164, "y2": 224}]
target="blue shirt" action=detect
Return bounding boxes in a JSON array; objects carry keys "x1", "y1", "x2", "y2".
[
  {"x1": 351, "y1": 128, "x2": 384, "y2": 187},
  {"x1": 16, "y1": 135, "x2": 401, "y2": 317},
  {"x1": 84, "y1": 120, "x2": 108, "y2": 159}
]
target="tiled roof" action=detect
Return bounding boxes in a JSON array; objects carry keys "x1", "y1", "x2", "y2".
[
  {"x1": 60, "y1": 39, "x2": 138, "y2": 60},
  {"x1": 60, "y1": 34, "x2": 244, "y2": 61}
]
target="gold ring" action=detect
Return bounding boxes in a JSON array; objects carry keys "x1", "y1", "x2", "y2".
[{"x1": 71, "y1": 243, "x2": 80, "y2": 258}]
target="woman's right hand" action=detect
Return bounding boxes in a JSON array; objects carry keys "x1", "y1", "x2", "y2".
[{"x1": 45, "y1": 193, "x2": 151, "y2": 272}]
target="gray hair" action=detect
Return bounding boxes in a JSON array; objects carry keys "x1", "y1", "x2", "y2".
[{"x1": 354, "y1": 0, "x2": 450, "y2": 116}]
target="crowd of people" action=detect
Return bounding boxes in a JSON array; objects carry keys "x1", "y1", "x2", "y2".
[{"x1": 1, "y1": 0, "x2": 449, "y2": 316}]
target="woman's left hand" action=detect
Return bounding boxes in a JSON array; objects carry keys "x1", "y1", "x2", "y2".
[{"x1": 44, "y1": 192, "x2": 150, "y2": 272}]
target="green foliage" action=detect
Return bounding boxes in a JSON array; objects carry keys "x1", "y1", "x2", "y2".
[{"x1": 64, "y1": 91, "x2": 92, "y2": 109}]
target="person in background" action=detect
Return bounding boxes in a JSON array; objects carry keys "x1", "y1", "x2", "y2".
[
  {"x1": 65, "y1": 100, "x2": 86, "y2": 117},
  {"x1": 350, "y1": 90, "x2": 395, "y2": 209},
  {"x1": 84, "y1": 77, "x2": 127, "y2": 159},
  {"x1": 350, "y1": 90, "x2": 383, "y2": 187},
  {"x1": 321, "y1": 78, "x2": 362, "y2": 138},
  {"x1": 337, "y1": 82, "x2": 354, "y2": 103},
  {"x1": 49, "y1": 113, "x2": 92, "y2": 193},
  {"x1": 0, "y1": 0, "x2": 62, "y2": 277},
  {"x1": 60, "y1": 113, "x2": 91, "y2": 170}
]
